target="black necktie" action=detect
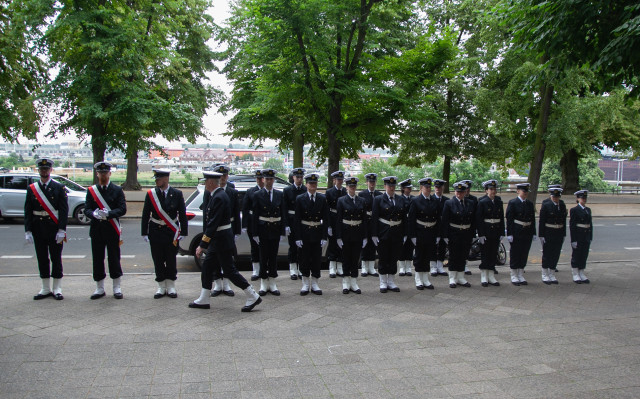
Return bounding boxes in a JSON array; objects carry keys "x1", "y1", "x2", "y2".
[
  {"x1": 311, "y1": 194, "x2": 315, "y2": 203},
  {"x1": 160, "y1": 190, "x2": 166, "y2": 201},
  {"x1": 268, "y1": 191, "x2": 272, "y2": 202}
]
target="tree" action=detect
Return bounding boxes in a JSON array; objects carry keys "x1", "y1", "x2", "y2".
[
  {"x1": 263, "y1": 157, "x2": 285, "y2": 173},
  {"x1": 540, "y1": 151, "x2": 611, "y2": 193},
  {"x1": 218, "y1": 0, "x2": 454, "y2": 187},
  {"x1": 40, "y1": 0, "x2": 219, "y2": 187}
]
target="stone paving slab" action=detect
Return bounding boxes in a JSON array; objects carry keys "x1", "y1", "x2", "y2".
[{"x1": 1, "y1": 262, "x2": 640, "y2": 399}]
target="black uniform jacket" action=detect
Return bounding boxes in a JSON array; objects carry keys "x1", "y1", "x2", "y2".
[
  {"x1": 223, "y1": 185, "x2": 241, "y2": 235},
  {"x1": 359, "y1": 189, "x2": 382, "y2": 231},
  {"x1": 252, "y1": 188, "x2": 285, "y2": 239},
  {"x1": 335, "y1": 194, "x2": 368, "y2": 242},
  {"x1": 441, "y1": 197, "x2": 476, "y2": 238},
  {"x1": 199, "y1": 187, "x2": 234, "y2": 251},
  {"x1": 241, "y1": 185, "x2": 261, "y2": 235},
  {"x1": 24, "y1": 179, "x2": 69, "y2": 232},
  {"x1": 538, "y1": 198, "x2": 567, "y2": 239},
  {"x1": 371, "y1": 193, "x2": 408, "y2": 240},
  {"x1": 326, "y1": 186, "x2": 347, "y2": 228},
  {"x1": 407, "y1": 193, "x2": 440, "y2": 239},
  {"x1": 569, "y1": 205, "x2": 593, "y2": 242},
  {"x1": 84, "y1": 182, "x2": 127, "y2": 237},
  {"x1": 141, "y1": 186, "x2": 188, "y2": 240},
  {"x1": 294, "y1": 192, "x2": 329, "y2": 242},
  {"x1": 431, "y1": 193, "x2": 449, "y2": 236},
  {"x1": 505, "y1": 197, "x2": 536, "y2": 237},
  {"x1": 475, "y1": 195, "x2": 505, "y2": 238},
  {"x1": 283, "y1": 184, "x2": 307, "y2": 228}
]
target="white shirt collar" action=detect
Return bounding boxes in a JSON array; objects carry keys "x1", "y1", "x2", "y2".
[{"x1": 40, "y1": 178, "x2": 51, "y2": 186}]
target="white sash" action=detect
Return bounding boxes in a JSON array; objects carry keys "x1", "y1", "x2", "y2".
[
  {"x1": 149, "y1": 189, "x2": 180, "y2": 245},
  {"x1": 30, "y1": 183, "x2": 59, "y2": 223},
  {"x1": 90, "y1": 185, "x2": 122, "y2": 236}
]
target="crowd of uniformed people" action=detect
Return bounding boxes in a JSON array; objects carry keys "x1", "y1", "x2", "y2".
[{"x1": 24, "y1": 159, "x2": 594, "y2": 312}]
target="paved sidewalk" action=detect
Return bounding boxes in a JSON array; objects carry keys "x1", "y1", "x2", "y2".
[{"x1": 1, "y1": 262, "x2": 640, "y2": 399}]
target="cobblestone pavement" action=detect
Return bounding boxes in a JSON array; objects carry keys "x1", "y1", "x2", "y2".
[{"x1": 1, "y1": 262, "x2": 639, "y2": 399}]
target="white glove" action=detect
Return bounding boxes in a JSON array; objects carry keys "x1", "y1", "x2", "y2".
[
  {"x1": 242, "y1": 228, "x2": 247, "y2": 234},
  {"x1": 143, "y1": 235, "x2": 149, "y2": 242},
  {"x1": 533, "y1": 235, "x2": 538, "y2": 241},
  {"x1": 98, "y1": 209, "x2": 109, "y2": 219},
  {"x1": 177, "y1": 235, "x2": 185, "y2": 241},
  {"x1": 403, "y1": 236, "x2": 407, "y2": 244},
  {"x1": 411, "y1": 237, "x2": 416, "y2": 246},
  {"x1": 92, "y1": 209, "x2": 103, "y2": 220},
  {"x1": 235, "y1": 234, "x2": 240, "y2": 241},
  {"x1": 362, "y1": 238, "x2": 368, "y2": 248},
  {"x1": 507, "y1": 236, "x2": 513, "y2": 243},
  {"x1": 320, "y1": 239, "x2": 327, "y2": 247},
  {"x1": 443, "y1": 238, "x2": 449, "y2": 244},
  {"x1": 327, "y1": 227, "x2": 333, "y2": 236},
  {"x1": 540, "y1": 237, "x2": 546, "y2": 245},
  {"x1": 337, "y1": 238, "x2": 343, "y2": 248},
  {"x1": 499, "y1": 236, "x2": 504, "y2": 242},
  {"x1": 296, "y1": 240, "x2": 303, "y2": 248},
  {"x1": 285, "y1": 226, "x2": 291, "y2": 236},
  {"x1": 571, "y1": 241, "x2": 578, "y2": 249},
  {"x1": 372, "y1": 236, "x2": 379, "y2": 246},
  {"x1": 478, "y1": 236, "x2": 486, "y2": 245},
  {"x1": 279, "y1": 235, "x2": 284, "y2": 242},
  {"x1": 25, "y1": 232, "x2": 34, "y2": 245},
  {"x1": 55, "y1": 231, "x2": 66, "y2": 244},
  {"x1": 436, "y1": 237, "x2": 440, "y2": 244},
  {"x1": 253, "y1": 236, "x2": 260, "y2": 244}
]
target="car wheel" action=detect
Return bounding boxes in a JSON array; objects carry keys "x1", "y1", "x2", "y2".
[
  {"x1": 497, "y1": 242, "x2": 507, "y2": 265},
  {"x1": 189, "y1": 233, "x2": 204, "y2": 270},
  {"x1": 74, "y1": 205, "x2": 91, "y2": 225}
]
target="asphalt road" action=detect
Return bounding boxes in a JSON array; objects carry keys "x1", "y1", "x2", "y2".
[{"x1": 0, "y1": 217, "x2": 638, "y2": 276}]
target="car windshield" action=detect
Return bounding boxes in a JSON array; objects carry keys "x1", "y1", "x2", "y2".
[{"x1": 52, "y1": 176, "x2": 86, "y2": 192}]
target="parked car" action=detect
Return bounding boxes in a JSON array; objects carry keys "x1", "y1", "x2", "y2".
[
  {"x1": 0, "y1": 173, "x2": 91, "y2": 224},
  {"x1": 179, "y1": 175, "x2": 291, "y2": 268}
]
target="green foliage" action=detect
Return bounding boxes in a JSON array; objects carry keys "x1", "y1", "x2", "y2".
[
  {"x1": 0, "y1": 154, "x2": 31, "y2": 169},
  {"x1": 263, "y1": 157, "x2": 285, "y2": 173},
  {"x1": 540, "y1": 153, "x2": 611, "y2": 193}
]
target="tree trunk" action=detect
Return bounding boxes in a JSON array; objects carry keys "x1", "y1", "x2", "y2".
[
  {"x1": 527, "y1": 83, "x2": 553, "y2": 206},
  {"x1": 292, "y1": 130, "x2": 304, "y2": 168},
  {"x1": 122, "y1": 142, "x2": 141, "y2": 190},
  {"x1": 326, "y1": 101, "x2": 342, "y2": 188},
  {"x1": 90, "y1": 122, "x2": 106, "y2": 185},
  {"x1": 560, "y1": 148, "x2": 579, "y2": 193},
  {"x1": 442, "y1": 154, "x2": 451, "y2": 194}
]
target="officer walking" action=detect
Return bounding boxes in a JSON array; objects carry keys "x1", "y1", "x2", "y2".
[
  {"x1": 505, "y1": 183, "x2": 537, "y2": 286},
  {"x1": 25, "y1": 158, "x2": 68, "y2": 300},
  {"x1": 539, "y1": 185, "x2": 567, "y2": 284},
  {"x1": 398, "y1": 179, "x2": 414, "y2": 277},
  {"x1": 85, "y1": 162, "x2": 127, "y2": 299},
  {"x1": 335, "y1": 176, "x2": 367, "y2": 294},
  {"x1": 441, "y1": 182, "x2": 476, "y2": 288},
  {"x1": 294, "y1": 173, "x2": 329, "y2": 295},
  {"x1": 190, "y1": 171, "x2": 261, "y2": 311},
  {"x1": 358, "y1": 173, "x2": 381, "y2": 277},
  {"x1": 371, "y1": 176, "x2": 407, "y2": 293},
  {"x1": 283, "y1": 167, "x2": 307, "y2": 280},
  {"x1": 431, "y1": 179, "x2": 449, "y2": 277},
  {"x1": 407, "y1": 177, "x2": 438, "y2": 290},
  {"x1": 242, "y1": 169, "x2": 264, "y2": 281},
  {"x1": 570, "y1": 190, "x2": 592, "y2": 284},
  {"x1": 141, "y1": 169, "x2": 187, "y2": 298},
  {"x1": 326, "y1": 170, "x2": 346, "y2": 278},
  {"x1": 475, "y1": 180, "x2": 504, "y2": 287},
  {"x1": 252, "y1": 169, "x2": 285, "y2": 296}
]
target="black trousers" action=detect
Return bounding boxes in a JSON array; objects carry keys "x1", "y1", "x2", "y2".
[
  {"x1": 479, "y1": 233, "x2": 500, "y2": 270},
  {"x1": 341, "y1": 240, "x2": 361, "y2": 278},
  {"x1": 377, "y1": 237, "x2": 402, "y2": 275},
  {"x1": 435, "y1": 238, "x2": 447, "y2": 261},
  {"x1": 509, "y1": 235, "x2": 532, "y2": 269},
  {"x1": 249, "y1": 235, "x2": 260, "y2": 263},
  {"x1": 299, "y1": 241, "x2": 322, "y2": 278},
  {"x1": 399, "y1": 239, "x2": 414, "y2": 262},
  {"x1": 327, "y1": 236, "x2": 342, "y2": 262},
  {"x1": 413, "y1": 230, "x2": 437, "y2": 272},
  {"x1": 149, "y1": 239, "x2": 178, "y2": 281},
  {"x1": 259, "y1": 238, "x2": 279, "y2": 278},
  {"x1": 91, "y1": 233, "x2": 122, "y2": 281},
  {"x1": 287, "y1": 234, "x2": 299, "y2": 264},
  {"x1": 571, "y1": 240, "x2": 590, "y2": 269},
  {"x1": 201, "y1": 246, "x2": 249, "y2": 290},
  {"x1": 447, "y1": 231, "x2": 473, "y2": 272},
  {"x1": 542, "y1": 237, "x2": 564, "y2": 269},
  {"x1": 361, "y1": 237, "x2": 377, "y2": 261},
  {"x1": 32, "y1": 219, "x2": 63, "y2": 279}
]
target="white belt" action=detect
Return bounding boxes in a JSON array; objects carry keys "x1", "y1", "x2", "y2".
[
  {"x1": 249, "y1": 210, "x2": 253, "y2": 215},
  {"x1": 150, "y1": 216, "x2": 178, "y2": 226},
  {"x1": 379, "y1": 218, "x2": 402, "y2": 227},
  {"x1": 301, "y1": 220, "x2": 322, "y2": 227},
  {"x1": 545, "y1": 223, "x2": 564, "y2": 229},
  {"x1": 216, "y1": 224, "x2": 231, "y2": 231},
  {"x1": 230, "y1": 217, "x2": 235, "y2": 222},
  {"x1": 450, "y1": 223, "x2": 471, "y2": 230},
  {"x1": 258, "y1": 216, "x2": 281, "y2": 223},
  {"x1": 576, "y1": 223, "x2": 591, "y2": 229},
  {"x1": 366, "y1": 211, "x2": 372, "y2": 216},
  {"x1": 416, "y1": 220, "x2": 437, "y2": 227},
  {"x1": 329, "y1": 208, "x2": 337, "y2": 213},
  {"x1": 342, "y1": 220, "x2": 362, "y2": 226},
  {"x1": 483, "y1": 219, "x2": 501, "y2": 224},
  {"x1": 514, "y1": 220, "x2": 531, "y2": 227},
  {"x1": 33, "y1": 211, "x2": 50, "y2": 217},
  {"x1": 288, "y1": 210, "x2": 295, "y2": 215}
]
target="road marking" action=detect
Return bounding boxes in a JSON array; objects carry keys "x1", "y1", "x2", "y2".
[
  {"x1": 593, "y1": 224, "x2": 604, "y2": 227},
  {"x1": 615, "y1": 224, "x2": 627, "y2": 226},
  {"x1": 61, "y1": 255, "x2": 86, "y2": 259},
  {"x1": 624, "y1": 247, "x2": 640, "y2": 250},
  {"x1": 121, "y1": 255, "x2": 136, "y2": 258},
  {"x1": 67, "y1": 226, "x2": 86, "y2": 229},
  {"x1": 0, "y1": 226, "x2": 9, "y2": 229},
  {"x1": 1, "y1": 255, "x2": 33, "y2": 259}
]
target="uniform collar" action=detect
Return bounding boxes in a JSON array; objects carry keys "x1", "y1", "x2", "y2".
[{"x1": 40, "y1": 178, "x2": 51, "y2": 187}]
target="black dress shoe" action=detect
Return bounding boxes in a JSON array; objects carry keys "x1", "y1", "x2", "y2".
[
  {"x1": 431, "y1": 272, "x2": 438, "y2": 277},
  {"x1": 552, "y1": 268, "x2": 558, "y2": 272},
  {"x1": 329, "y1": 273, "x2": 336, "y2": 278},
  {"x1": 343, "y1": 288, "x2": 349, "y2": 294},
  {"x1": 406, "y1": 272, "x2": 413, "y2": 276},
  {"x1": 425, "y1": 285, "x2": 434, "y2": 290},
  {"x1": 416, "y1": 285, "x2": 424, "y2": 290},
  {"x1": 449, "y1": 283, "x2": 457, "y2": 288},
  {"x1": 543, "y1": 280, "x2": 552, "y2": 285},
  {"x1": 582, "y1": 279, "x2": 590, "y2": 284},
  {"x1": 167, "y1": 292, "x2": 178, "y2": 298},
  {"x1": 54, "y1": 293, "x2": 64, "y2": 300},
  {"x1": 223, "y1": 290, "x2": 235, "y2": 297},
  {"x1": 573, "y1": 280, "x2": 582, "y2": 284},
  {"x1": 551, "y1": 280, "x2": 558, "y2": 285},
  {"x1": 211, "y1": 290, "x2": 222, "y2": 297},
  {"x1": 154, "y1": 292, "x2": 166, "y2": 299},
  {"x1": 337, "y1": 273, "x2": 344, "y2": 277},
  {"x1": 465, "y1": 271, "x2": 472, "y2": 275},
  {"x1": 90, "y1": 292, "x2": 106, "y2": 300},
  {"x1": 251, "y1": 275, "x2": 259, "y2": 281},
  {"x1": 311, "y1": 288, "x2": 322, "y2": 295},
  {"x1": 511, "y1": 281, "x2": 521, "y2": 286},
  {"x1": 350, "y1": 288, "x2": 361, "y2": 294},
  {"x1": 361, "y1": 272, "x2": 368, "y2": 277},
  {"x1": 188, "y1": 302, "x2": 210, "y2": 309},
  {"x1": 113, "y1": 292, "x2": 123, "y2": 299},
  {"x1": 241, "y1": 297, "x2": 262, "y2": 312},
  {"x1": 481, "y1": 282, "x2": 488, "y2": 287},
  {"x1": 33, "y1": 292, "x2": 53, "y2": 300},
  {"x1": 380, "y1": 287, "x2": 388, "y2": 293},
  {"x1": 460, "y1": 282, "x2": 471, "y2": 288},
  {"x1": 438, "y1": 272, "x2": 448, "y2": 276},
  {"x1": 398, "y1": 272, "x2": 406, "y2": 276},
  {"x1": 270, "y1": 290, "x2": 281, "y2": 296},
  {"x1": 300, "y1": 289, "x2": 309, "y2": 296},
  {"x1": 389, "y1": 287, "x2": 400, "y2": 292},
  {"x1": 290, "y1": 275, "x2": 298, "y2": 280},
  {"x1": 520, "y1": 281, "x2": 528, "y2": 286},
  {"x1": 495, "y1": 270, "x2": 499, "y2": 274},
  {"x1": 489, "y1": 282, "x2": 500, "y2": 287},
  {"x1": 371, "y1": 272, "x2": 379, "y2": 277},
  {"x1": 258, "y1": 290, "x2": 267, "y2": 296}
]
